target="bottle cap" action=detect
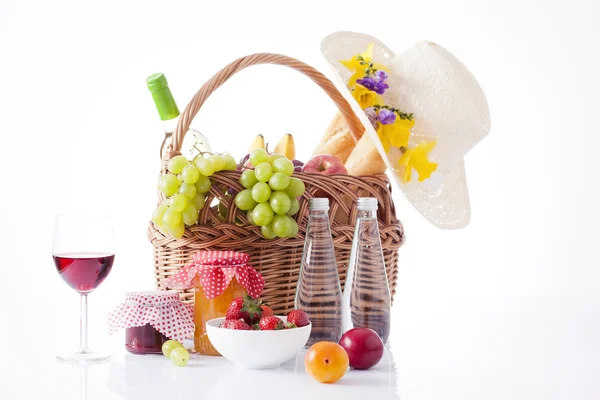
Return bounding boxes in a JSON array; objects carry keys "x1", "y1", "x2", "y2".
[
  {"x1": 146, "y1": 73, "x2": 180, "y2": 121},
  {"x1": 146, "y1": 73, "x2": 168, "y2": 92},
  {"x1": 309, "y1": 198, "x2": 329, "y2": 211},
  {"x1": 357, "y1": 197, "x2": 378, "y2": 211}
]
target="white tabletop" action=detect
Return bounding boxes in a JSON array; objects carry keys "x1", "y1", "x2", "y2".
[{"x1": 2, "y1": 295, "x2": 598, "y2": 399}]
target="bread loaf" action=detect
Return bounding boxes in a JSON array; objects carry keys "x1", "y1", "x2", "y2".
[
  {"x1": 345, "y1": 133, "x2": 387, "y2": 175},
  {"x1": 312, "y1": 112, "x2": 361, "y2": 163}
]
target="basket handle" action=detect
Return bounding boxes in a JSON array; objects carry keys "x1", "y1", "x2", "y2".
[{"x1": 168, "y1": 53, "x2": 364, "y2": 158}]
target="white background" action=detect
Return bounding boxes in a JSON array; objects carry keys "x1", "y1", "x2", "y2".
[{"x1": 1, "y1": 0, "x2": 599, "y2": 398}]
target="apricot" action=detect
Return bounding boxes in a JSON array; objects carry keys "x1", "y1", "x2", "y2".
[{"x1": 304, "y1": 342, "x2": 349, "y2": 383}]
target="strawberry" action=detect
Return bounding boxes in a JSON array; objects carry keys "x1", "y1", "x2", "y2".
[
  {"x1": 220, "y1": 320, "x2": 251, "y2": 330},
  {"x1": 284, "y1": 322, "x2": 297, "y2": 329},
  {"x1": 225, "y1": 297, "x2": 248, "y2": 322},
  {"x1": 260, "y1": 304, "x2": 274, "y2": 318},
  {"x1": 287, "y1": 310, "x2": 310, "y2": 327},
  {"x1": 259, "y1": 316, "x2": 284, "y2": 330},
  {"x1": 226, "y1": 294, "x2": 263, "y2": 324}
]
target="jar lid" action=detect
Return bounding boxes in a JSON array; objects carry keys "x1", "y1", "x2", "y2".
[
  {"x1": 123, "y1": 290, "x2": 180, "y2": 306},
  {"x1": 164, "y1": 251, "x2": 264, "y2": 299},
  {"x1": 193, "y1": 250, "x2": 250, "y2": 266},
  {"x1": 106, "y1": 290, "x2": 194, "y2": 343}
]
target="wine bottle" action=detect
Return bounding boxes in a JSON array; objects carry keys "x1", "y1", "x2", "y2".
[{"x1": 146, "y1": 73, "x2": 212, "y2": 160}]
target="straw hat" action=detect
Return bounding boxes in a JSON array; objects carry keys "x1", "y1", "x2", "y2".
[{"x1": 321, "y1": 31, "x2": 491, "y2": 229}]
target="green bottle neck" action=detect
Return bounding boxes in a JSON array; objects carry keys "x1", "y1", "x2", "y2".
[{"x1": 151, "y1": 86, "x2": 180, "y2": 122}]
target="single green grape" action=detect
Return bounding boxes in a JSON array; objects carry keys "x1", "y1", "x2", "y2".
[
  {"x1": 286, "y1": 177, "x2": 305, "y2": 198},
  {"x1": 272, "y1": 214, "x2": 292, "y2": 238},
  {"x1": 182, "y1": 203, "x2": 199, "y2": 225},
  {"x1": 223, "y1": 153, "x2": 237, "y2": 170},
  {"x1": 269, "y1": 172, "x2": 290, "y2": 191},
  {"x1": 268, "y1": 153, "x2": 285, "y2": 164},
  {"x1": 162, "y1": 209, "x2": 182, "y2": 229},
  {"x1": 270, "y1": 191, "x2": 291, "y2": 215},
  {"x1": 162, "y1": 340, "x2": 182, "y2": 358},
  {"x1": 195, "y1": 157, "x2": 215, "y2": 176},
  {"x1": 272, "y1": 158, "x2": 295, "y2": 176},
  {"x1": 170, "y1": 346, "x2": 190, "y2": 367},
  {"x1": 249, "y1": 148, "x2": 269, "y2": 166},
  {"x1": 194, "y1": 175, "x2": 211, "y2": 193},
  {"x1": 234, "y1": 189, "x2": 258, "y2": 211},
  {"x1": 167, "y1": 155, "x2": 190, "y2": 174},
  {"x1": 286, "y1": 198, "x2": 300, "y2": 216},
  {"x1": 240, "y1": 170, "x2": 259, "y2": 189},
  {"x1": 252, "y1": 202, "x2": 274, "y2": 226},
  {"x1": 179, "y1": 182, "x2": 197, "y2": 200},
  {"x1": 209, "y1": 154, "x2": 226, "y2": 171},
  {"x1": 247, "y1": 210, "x2": 256, "y2": 225},
  {"x1": 158, "y1": 174, "x2": 180, "y2": 197},
  {"x1": 152, "y1": 204, "x2": 169, "y2": 227},
  {"x1": 182, "y1": 165, "x2": 200, "y2": 184},
  {"x1": 170, "y1": 194, "x2": 188, "y2": 212},
  {"x1": 254, "y1": 162, "x2": 273, "y2": 182},
  {"x1": 194, "y1": 194, "x2": 206, "y2": 210},
  {"x1": 168, "y1": 223, "x2": 185, "y2": 239},
  {"x1": 261, "y1": 224, "x2": 276, "y2": 239},
  {"x1": 251, "y1": 182, "x2": 271, "y2": 203},
  {"x1": 287, "y1": 218, "x2": 299, "y2": 238}
]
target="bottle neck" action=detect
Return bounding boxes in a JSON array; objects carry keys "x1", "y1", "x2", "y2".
[
  {"x1": 161, "y1": 115, "x2": 180, "y2": 135},
  {"x1": 151, "y1": 86, "x2": 180, "y2": 127},
  {"x1": 357, "y1": 209, "x2": 377, "y2": 219},
  {"x1": 309, "y1": 209, "x2": 329, "y2": 218}
]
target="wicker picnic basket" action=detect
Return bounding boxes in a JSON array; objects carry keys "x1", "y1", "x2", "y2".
[{"x1": 149, "y1": 53, "x2": 405, "y2": 315}]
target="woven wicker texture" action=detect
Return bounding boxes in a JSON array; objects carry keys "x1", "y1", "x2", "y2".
[{"x1": 149, "y1": 53, "x2": 405, "y2": 315}]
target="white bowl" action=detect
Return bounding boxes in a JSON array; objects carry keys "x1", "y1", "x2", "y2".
[{"x1": 206, "y1": 316, "x2": 311, "y2": 369}]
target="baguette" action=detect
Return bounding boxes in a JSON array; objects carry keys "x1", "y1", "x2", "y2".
[
  {"x1": 345, "y1": 133, "x2": 387, "y2": 175},
  {"x1": 312, "y1": 112, "x2": 361, "y2": 163}
]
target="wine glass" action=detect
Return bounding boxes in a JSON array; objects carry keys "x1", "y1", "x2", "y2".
[{"x1": 52, "y1": 214, "x2": 115, "y2": 363}]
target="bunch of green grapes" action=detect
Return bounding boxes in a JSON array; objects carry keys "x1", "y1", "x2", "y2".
[
  {"x1": 152, "y1": 153, "x2": 237, "y2": 238},
  {"x1": 234, "y1": 149, "x2": 306, "y2": 239}
]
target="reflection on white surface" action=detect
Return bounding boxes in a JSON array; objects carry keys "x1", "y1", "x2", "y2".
[{"x1": 106, "y1": 342, "x2": 400, "y2": 400}]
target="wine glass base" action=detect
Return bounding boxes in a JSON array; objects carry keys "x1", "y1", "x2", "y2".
[{"x1": 57, "y1": 350, "x2": 111, "y2": 365}]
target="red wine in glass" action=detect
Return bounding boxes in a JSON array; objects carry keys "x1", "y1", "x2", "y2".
[
  {"x1": 53, "y1": 252, "x2": 115, "y2": 294},
  {"x1": 53, "y1": 214, "x2": 115, "y2": 363}
]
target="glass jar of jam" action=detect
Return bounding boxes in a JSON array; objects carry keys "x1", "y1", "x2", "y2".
[
  {"x1": 164, "y1": 250, "x2": 265, "y2": 356},
  {"x1": 125, "y1": 324, "x2": 169, "y2": 354},
  {"x1": 107, "y1": 291, "x2": 194, "y2": 355},
  {"x1": 194, "y1": 276, "x2": 246, "y2": 355}
]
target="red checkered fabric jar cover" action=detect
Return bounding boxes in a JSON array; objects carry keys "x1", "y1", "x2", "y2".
[
  {"x1": 106, "y1": 290, "x2": 194, "y2": 342},
  {"x1": 163, "y1": 250, "x2": 264, "y2": 299}
]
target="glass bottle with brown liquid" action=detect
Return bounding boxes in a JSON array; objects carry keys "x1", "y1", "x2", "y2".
[
  {"x1": 342, "y1": 197, "x2": 391, "y2": 344},
  {"x1": 295, "y1": 198, "x2": 343, "y2": 346}
]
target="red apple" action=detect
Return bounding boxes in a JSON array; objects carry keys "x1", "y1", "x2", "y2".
[
  {"x1": 302, "y1": 154, "x2": 347, "y2": 175},
  {"x1": 338, "y1": 328, "x2": 384, "y2": 370}
]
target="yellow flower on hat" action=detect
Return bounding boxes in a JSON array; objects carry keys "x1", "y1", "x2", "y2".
[
  {"x1": 341, "y1": 43, "x2": 389, "y2": 86},
  {"x1": 377, "y1": 117, "x2": 414, "y2": 153},
  {"x1": 351, "y1": 85, "x2": 382, "y2": 110},
  {"x1": 398, "y1": 141, "x2": 438, "y2": 183}
]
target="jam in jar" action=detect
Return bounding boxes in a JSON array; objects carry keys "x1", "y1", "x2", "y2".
[
  {"x1": 125, "y1": 324, "x2": 169, "y2": 354},
  {"x1": 107, "y1": 290, "x2": 195, "y2": 355},
  {"x1": 194, "y1": 276, "x2": 246, "y2": 355},
  {"x1": 163, "y1": 250, "x2": 265, "y2": 357}
]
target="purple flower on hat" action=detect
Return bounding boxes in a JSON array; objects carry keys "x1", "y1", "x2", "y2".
[
  {"x1": 378, "y1": 108, "x2": 396, "y2": 125},
  {"x1": 356, "y1": 69, "x2": 389, "y2": 95},
  {"x1": 364, "y1": 107, "x2": 378, "y2": 128},
  {"x1": 375, "y1": 70, "x2": 388, "y2": 81}
]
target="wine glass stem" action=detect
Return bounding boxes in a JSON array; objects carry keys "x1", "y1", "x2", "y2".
[{"x1": 80, "y1": 294, "x2": 89, "y2": 352}]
